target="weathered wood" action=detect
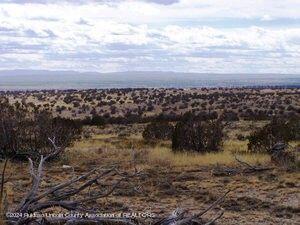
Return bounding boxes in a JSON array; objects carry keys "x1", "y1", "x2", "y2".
[
  {"x1": 153, "y1": 190, "x2": 231, "y2": 225},
  {"x1": 211, "y1": 156, "x2": 273, "y2": 176},
  {"x1": 5, "y1": 138, "x2": 229, "y2": 225}
]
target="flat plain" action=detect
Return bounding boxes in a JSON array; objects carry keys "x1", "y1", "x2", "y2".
[{"x1": 1, "y1": 87, "x2": 299, "y2": 225}]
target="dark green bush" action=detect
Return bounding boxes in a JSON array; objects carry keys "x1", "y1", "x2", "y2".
[
  {"x1": 90, "y1": 115, "x2": 106, "y2": 126},
  {"x1": 286, "y1": 117, "x2": 300, "y2": 140},
  {"x1": 247, "y1": 117, "x2": 300, "y2": 153},
  {"x1": 172, "y1": 113, "x2": 224, "y2": 153},
  {"x1": 142, "y1": 122, "x2": 174, "y2": 140},
  {"x1": 220, "y1": 110, "x2": 239, "y2": 121},
  {"x1": 236, "y1": 134, "x2": 246, "y2": 141},
  {"x1": 0, "y1": 100, "x2": 82, "y2": 161}
]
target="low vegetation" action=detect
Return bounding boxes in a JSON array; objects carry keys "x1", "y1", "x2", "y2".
[
  {"x1": 248, "y1": 116, "x2": 300, "y2": 153},
  {"x1": 172, "y1": 113, "x2": 224, "y2": 153},
  {"x1": 0, "y1": 99, "x2": 82, "y2": 161},
  {"x1": 0, "y1": 88, "x2": 299, "y2": 225},
  {"x1": 1, "y1": 88, "x2": 299, "y2": 123},
  {"x1": 142, "y1": 122, "x2": 174, "y2": 141}
]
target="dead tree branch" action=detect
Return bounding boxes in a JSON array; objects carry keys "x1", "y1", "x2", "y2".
[
  {"x1": 5, "y1": 139, "x2": 230, "y2": 225},
  {"x1": 153, "y1": 190, "x2": 231, "y2": 225},
  {"x1": 211, "y1": 156, "x2": 273, "y2": 176},
  {"x1": 4, "y1": 138, "x2": 139, "y2": 225}
]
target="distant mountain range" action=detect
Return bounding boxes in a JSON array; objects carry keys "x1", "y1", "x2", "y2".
[
  {"x1": 0, "y1": 69, "x2": 299, "y2": 77},
  {"x1": 0, "y1": 70, "x2": 299, "y2": 90}
]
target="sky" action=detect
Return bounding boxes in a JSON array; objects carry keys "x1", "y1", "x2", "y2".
[{"x1": 0, "y1": 0, "x2": 299, "y2": 73}]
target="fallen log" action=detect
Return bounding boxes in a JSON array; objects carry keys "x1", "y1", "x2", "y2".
[
  {"x1": 3, "y1": 138, "x2": 230, "y2": 225},
  {"x1": 211, "y1": 156, "x2": 273, "y2": 176},
  {"x1": 4, "y1": 138, "x2": 139, "y2": 225}
]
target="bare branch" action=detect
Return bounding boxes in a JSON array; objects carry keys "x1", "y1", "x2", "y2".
[
  {"x1": 79, "y1": 176, "x2": 127, "y2": 203},
  {"x1": 203, "y1": 209, "x2": 225, "y2": 225},
  {"x1": 44, "y1": 137, "x2": 63, "y2": 161},
  {"x1": 34, "y1": 168, "x2": 97, "y2": 202},
  {"x1": 194, "y1": 189, "x2": 231, "y2": 218},
  {"x1": 234, "y1": 155, "x2": 255, "y2": 169},
  {"x1": 16, "y1": 157, "x2": 44, "y2": 213},
  {"x1": 50, "y1": 168, "x2": 115, "y2": 201}
]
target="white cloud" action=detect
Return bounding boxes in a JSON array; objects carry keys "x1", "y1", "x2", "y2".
[
  {"x1": 1, "y1": 1, "x2": 300, "y2": 24},
  {"x1": 261, "y1": 15, "x2": 273, "y2": 21},
  {"x1": 0, "y1": 0, "x2": 299, "y2": 73}
]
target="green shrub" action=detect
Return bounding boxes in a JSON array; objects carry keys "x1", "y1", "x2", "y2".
[
  {"x1": 172, "y1": 113, "x2": 224, "y2": 153},
  {"x1": 220, "y1": 110, "x2": 239, "y2": 121},
  {"x1": 286, "y1": 117, "x2": 300, "y2": 140},
  {"x1": 0, "y1": 100, "x2": 82, "y2": 161},
  {"x1": 247, "y1": 117, "x2": 300, "y2": 153}
]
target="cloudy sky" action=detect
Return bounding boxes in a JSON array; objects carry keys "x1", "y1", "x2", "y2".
[{"x1": 0, "y1": 0, "x2": 299, "y2": 73}]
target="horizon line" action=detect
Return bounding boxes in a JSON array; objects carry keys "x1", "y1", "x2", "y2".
[{"x1": 0, "y1": 69, "x2": 300, "y2": 75}]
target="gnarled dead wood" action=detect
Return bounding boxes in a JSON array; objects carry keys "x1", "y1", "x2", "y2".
[
  {"x1": 153, "y1": 190, "x2": 231, "y2": 225},
  {"x1": 235, "y1": 156, "x2": 273, "y2": 173},
  {"x1": 4, "y1": 138, "x2": 139, "y2": 225},
  {"x1": 211, "y1": 156, "x2": 273, "y2": 176},
  {"x1": 5, "y1": 138, "x2": 230, "y2": 225}
]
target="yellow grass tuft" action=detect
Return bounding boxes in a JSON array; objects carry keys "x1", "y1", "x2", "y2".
[
  {"x1": 147, "y1": 142, "x2": 270, "y2": 167},
  {"x1": 62, "y1": 148, "x2": 100, "y2": 166},
  {"x1": 223, "y1": 140, "x2": 249, "y2": 153},
  {"x1": 67, "y1": 133, "x2": 272, "y2": 168}
]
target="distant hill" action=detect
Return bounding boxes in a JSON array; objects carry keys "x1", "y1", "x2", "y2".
[{"x1": 0, "y1": 70, "x2": 299, "y2": 90}]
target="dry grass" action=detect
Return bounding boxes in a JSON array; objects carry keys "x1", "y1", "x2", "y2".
[
  {"x1": 289, "y1": 141, "x2": 300, "y2": 148},
  {"x1": 223, "y1": 140, "x2": 249, "y2": 153},
  {"x1": 225, "y1": 120, "x2": 269, "y2": 139},
  {"x1": 64, "y1": 121, "x2": 300, "y2": 168},
  {"x1": 66, "y1": 132, "x2": 271, "y2": 168},
  {"x1": 147, "y1": 146, "x2": 270, "y2": 167},
  {"x1": 76, "y1": 133, "x2": 116, "y2": 147},
  {"x1": 61, "y1": 148, "x2": 100, "y2": 166}
]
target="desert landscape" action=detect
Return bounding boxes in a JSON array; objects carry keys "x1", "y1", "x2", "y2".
[
  {"x1": 1, "y1": 0, "x2": 300, "y2": 224},
  {"x1": 3, "y1": 87, "x2": 300, "y2": 120},
  {"x1": 0, "y1": 87, "x2": 299, "y2": 225}
]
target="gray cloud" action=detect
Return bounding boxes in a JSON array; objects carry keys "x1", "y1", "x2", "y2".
[{"x1": 0, "y1": 0, "x2": 299, "y2": 73}]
